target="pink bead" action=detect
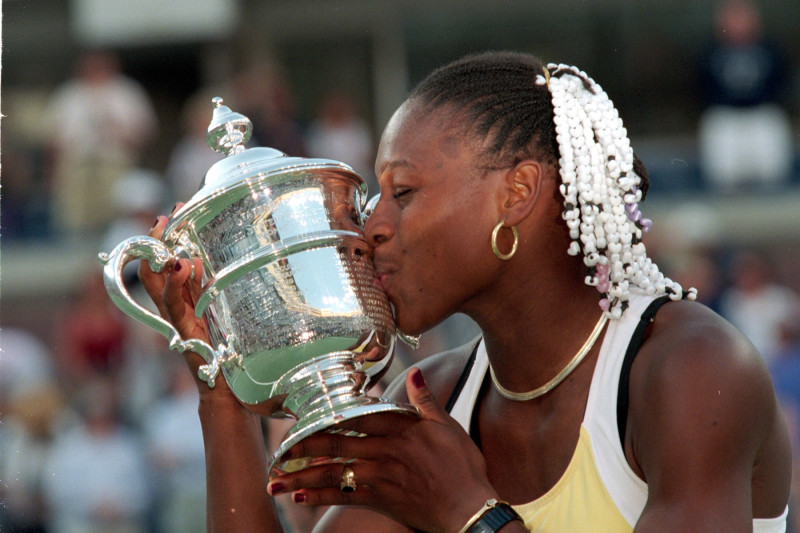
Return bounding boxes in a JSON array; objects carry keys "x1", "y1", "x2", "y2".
[{"x1": 599, "y1": 298, "x2": 610, "y2": 311}]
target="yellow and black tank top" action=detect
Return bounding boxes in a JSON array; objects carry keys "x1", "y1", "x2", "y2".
[{"x1": 445, "y1": 290, "x2": 788, "y2": 532}]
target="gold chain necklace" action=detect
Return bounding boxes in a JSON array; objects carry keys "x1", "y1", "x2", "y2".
[{"x1": 489, "y1": 314, "x2": 609, "y2": 401}]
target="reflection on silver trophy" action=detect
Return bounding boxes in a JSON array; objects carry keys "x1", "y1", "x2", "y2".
[{"x1": 99, "y1": 98, "x2": 417, "y2": 475}]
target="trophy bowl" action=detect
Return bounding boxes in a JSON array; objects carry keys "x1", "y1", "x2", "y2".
[{"x1": 99, "y1": 98, "x2": 417, "y2": 476}]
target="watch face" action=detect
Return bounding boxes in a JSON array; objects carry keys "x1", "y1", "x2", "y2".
[{"x1": 471, "y1": 502, "x2": 523, "y2": 533}]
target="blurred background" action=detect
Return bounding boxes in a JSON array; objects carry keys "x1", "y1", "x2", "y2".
[{"x1": 2, "y1": 0, "x2": 800, "y2": 532}]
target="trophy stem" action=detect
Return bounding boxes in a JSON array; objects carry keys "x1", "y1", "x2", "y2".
[{"x1": 269, "y1": 351, "x2": 417, "y2": 477}]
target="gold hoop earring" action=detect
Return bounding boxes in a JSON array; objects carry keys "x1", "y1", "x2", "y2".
[{"x1": 491, "y1": 221, "x2": 518, "y2": 260}]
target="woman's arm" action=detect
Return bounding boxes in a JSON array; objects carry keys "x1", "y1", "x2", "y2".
[
  {"x1": 629, "y1": 302, "x2": 791, "y2": 532},
  {"x1": 140, "y1": 215, "x2": 284, "y2": 533},
  {"x1": 200, "y1": 392, "x2": 280, "y2": 532}
]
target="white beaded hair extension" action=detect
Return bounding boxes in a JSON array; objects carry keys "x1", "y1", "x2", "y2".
[{"x1": 537, "y1": 63, "x2": 696, "y2": 318}]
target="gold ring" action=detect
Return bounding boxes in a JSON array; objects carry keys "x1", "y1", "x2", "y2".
[{"x1": 340, "y1": 465, "x2": 356, "y2": 493}]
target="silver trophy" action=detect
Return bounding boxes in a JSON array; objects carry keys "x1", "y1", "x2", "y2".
[{"x1": 99, "y1": 97, "x2": 417, "y2": 475}]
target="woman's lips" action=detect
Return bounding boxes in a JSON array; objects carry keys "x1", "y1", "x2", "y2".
[{"x1": 375, "y1": 272, "x2": 391, "y2": 292}]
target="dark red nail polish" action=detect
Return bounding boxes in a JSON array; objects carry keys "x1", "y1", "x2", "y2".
[
  {"x1": 174, "y1": 261, "x2": 183, "y2": 272},
  {"x1": 152, "y1": 217, "x2": 160, "y2": 228},
  {"x1": 269, "y1": 482, "x2": 284, "y2": 494},
  {"x1": 293, "y1": 492, "x2": 306, "y2": 504},
  {"x1": 412, "y1": 369, "x2": 425, "y2": 389},
  {"x1": 171, "y1": 202, "x2": 180, "y2": 213}
]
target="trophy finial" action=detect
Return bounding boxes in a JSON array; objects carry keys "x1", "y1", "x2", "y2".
[{"x1": 206, "y1": 97, "x2": 253, "y2": 156}]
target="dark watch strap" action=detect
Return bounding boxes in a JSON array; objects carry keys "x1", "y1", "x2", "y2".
[{"x1": 468, "y1": 502, "x2": 523, "y2": 533}]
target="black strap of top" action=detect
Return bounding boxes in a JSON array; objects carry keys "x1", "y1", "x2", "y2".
[
  {"x1": 444, "y1": 341, "x2": 481, "y2": 413},
  {"x1": 616, "y1": 295, "x2": 672, "y2": 445}
]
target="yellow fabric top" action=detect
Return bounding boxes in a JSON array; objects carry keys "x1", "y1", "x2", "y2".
[{"x1": 513, "y1": 425, "x2": 632, "y2": 533}]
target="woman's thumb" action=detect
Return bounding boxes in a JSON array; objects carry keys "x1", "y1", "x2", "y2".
[{"x1": 405, "y1": 368, "x2": 448, "y2": 423}]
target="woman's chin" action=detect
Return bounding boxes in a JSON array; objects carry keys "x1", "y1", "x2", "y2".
[{"x1": 394, "y1": 313, "x2": 436, "y2": 339}]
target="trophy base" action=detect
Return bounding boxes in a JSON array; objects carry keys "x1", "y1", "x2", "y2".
[
  {"x1": 268, "y1": 397, "x2": 418, "y2": 477},
  {"x1": 267, "y1": 350, "x2": 418, "y2": 477}
]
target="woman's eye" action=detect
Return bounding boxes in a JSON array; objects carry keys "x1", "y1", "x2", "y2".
[{"x1": 393, "y1": 187, "x2": 412, "y2": 199}]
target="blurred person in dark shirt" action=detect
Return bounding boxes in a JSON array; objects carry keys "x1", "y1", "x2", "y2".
[{"x1": 697, "y1": 0, "x2": 794, "y2": 192}]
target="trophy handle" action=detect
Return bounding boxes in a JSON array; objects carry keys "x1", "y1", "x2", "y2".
[{"x1": 98, "y1": 235, "x2": 229, "y2": 387}]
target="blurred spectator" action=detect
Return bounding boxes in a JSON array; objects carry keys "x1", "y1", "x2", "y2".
[
  {"x1": 719, "y1": 251, "x2": 800, "y2": 363},
  {"x1": 165, "y1": 91, "x2": 225, "y2": 203},
  {"x1": 228, "y1": 61, "x2": 308, "y2": 157},
  {"x1": 0, "y1": 143, "x2": 50, "y2": 240},
  {"x1": 44, "y1": 48, "x2": 158, "y2": 237},
  {"x1": 0, "y1": 329, "x2": 65, "y2": 533},
  {"x1": 55, "y1": 271, "x2": 129, "y2": 387},
  {"x1": 697, "y1": 0, "x2": 794, "y2": 192},
  {"x1": 143, "y1": 362, "x2": 206, "y2": 533},
  {"x1": 102, "y1": 167, "x2": 169, "y2": 252},
  {"x1": 0, "y1": 384, "x2": 69, "y2": 533},
  {"x1": 117, "y1": 317, "x2": 175, "y2": 429},
  {"x1": 0, "y1": 328, "x2": 57, "y2": 401},
  {"x1": 42, "y1": 377, "x2": 150, "y2": 533},
  {"x1": 307, "y1": 90, "x2": 377, "y2": 191}
]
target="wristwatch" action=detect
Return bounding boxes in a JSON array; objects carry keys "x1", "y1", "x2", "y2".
[{"x1": 459, "y1": 498, "x2": 524, "y2": 533}]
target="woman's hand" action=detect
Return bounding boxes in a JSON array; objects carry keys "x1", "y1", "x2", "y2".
[
  {"x1": 137, "y1": 212, "x2": 232, "y2": 397},
  {"x1": 267, "y1": 368, "x2": 500, "y2": 533}
]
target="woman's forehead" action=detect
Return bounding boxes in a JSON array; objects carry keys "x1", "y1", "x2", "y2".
[{"x1": 378, "y1": 101, "x2": 473, "y2": 165}]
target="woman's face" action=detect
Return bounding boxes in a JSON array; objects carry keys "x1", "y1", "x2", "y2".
[{"x1": 365, "y1": 101, "x2": 502, "y2": 335}]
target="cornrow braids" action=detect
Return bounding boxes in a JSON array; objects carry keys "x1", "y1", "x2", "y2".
[
  {"x1": 409, "y1": 51, "x2": 559, "y2": 168},
  {"x1": 410, "y1": 51, "x2": 696, "y2": 318}
]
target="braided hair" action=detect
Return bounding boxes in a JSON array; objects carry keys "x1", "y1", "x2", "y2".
[{"x1": 409, "y1": 51, "x2": 695, "y2": 318}]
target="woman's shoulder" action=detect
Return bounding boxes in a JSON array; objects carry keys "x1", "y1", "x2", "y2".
[
  {"x1": 383, "y1": 336, "x2": 482, "y2": 405},
  {"x1": 627, "y1": 298, "x2": 791, "y2": 517},
  {"x1": 628, "y1": 298, "x2": 783, "y2": 460},
  {"x1": 636, "y1": 298, "x2": 768, "y2": 381}
]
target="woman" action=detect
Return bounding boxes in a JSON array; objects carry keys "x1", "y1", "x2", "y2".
[{"x1": 141, "y1": 52, "x2": 790, "y2": 532}]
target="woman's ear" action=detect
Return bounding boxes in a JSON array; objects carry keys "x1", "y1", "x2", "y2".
[{"x1": 498, "y1": 160, "x2": 545, "y2": 226}]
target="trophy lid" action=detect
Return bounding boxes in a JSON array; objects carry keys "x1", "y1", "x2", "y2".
[{"x1": 165, "y1": 97, "x2": 367, "y2": 236}]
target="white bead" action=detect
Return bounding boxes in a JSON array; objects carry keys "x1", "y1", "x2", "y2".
[{"x1": 594, "y1": 225, "x2": 605, "y2": 239}]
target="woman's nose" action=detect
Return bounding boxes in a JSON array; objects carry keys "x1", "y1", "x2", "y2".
[{"x1": 363, "y1": 194, "x2": 393, "y2": 245}]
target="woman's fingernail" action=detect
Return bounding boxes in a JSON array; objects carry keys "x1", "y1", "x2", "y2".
[
  {"x1": 174, "y1": 261, "x2": 183, "y2": 272},
  {"x1": 412, "y1": 369, "x2": 425, "y2": 389},
  {"x1": 293, "y1": 492, "x2": 306, "y2": 504},
  {"x1": 152, "y1": 217, "x2": 160, "y2": 228},
  {"x1": 171, "y1": 202, "x2": 180, "y2": 213},
  {"x1": 268, "y1": 482, "x2": 284, "y2": 495}
]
